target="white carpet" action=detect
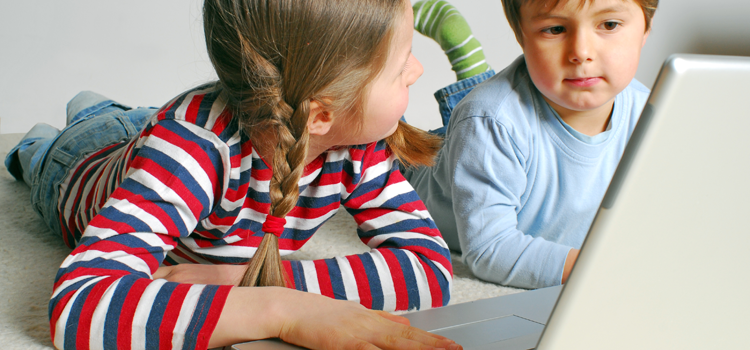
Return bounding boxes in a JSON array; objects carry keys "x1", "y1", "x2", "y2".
[{"x1": 0, "y1": 133, "x2": 521, "y2": 349}]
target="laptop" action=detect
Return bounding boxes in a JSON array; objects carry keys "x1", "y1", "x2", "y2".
[{"x1": 228, "y1": 54, "x2": 750, "y2": 350}]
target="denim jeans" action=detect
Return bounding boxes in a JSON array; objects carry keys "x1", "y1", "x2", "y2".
[
  {"x1": 429, "y1": 69, "x2": 496, "y2": 136},
  {"x1": 5, "y1": 91, "x2": 156, "y2": 237}
]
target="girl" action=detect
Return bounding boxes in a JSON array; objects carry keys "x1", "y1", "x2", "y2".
[{"x1": 5, "y1": 0, "x2": 459, "y2": 349}]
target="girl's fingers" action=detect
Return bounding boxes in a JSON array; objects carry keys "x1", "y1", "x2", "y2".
[
  {"x1": 373, "y1": 311, "x2": 455, "y2": 344},
  {"x1": 373, "y1": 334, "x2": 460, "y2": 350},
  {"x1": 366, "y1": 313, "x2": 461, "y2": 350},
  {"x1": 152, "y1": 266, "x2": 173, "y2": 279},
  {"x1": 374, "y1": 310, "x2": 411, "y2": 326},
  {"x1": 344, "y1": 339, "x2": 383, "y2": 350},
  {"x1": 389, "y1": 327, "x2": 461, "y2": 350},
  {"x1": 150, "y1": 264, "x2": 245, "y2": 285}
]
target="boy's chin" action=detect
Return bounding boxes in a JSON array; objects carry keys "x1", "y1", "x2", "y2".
[
  {"x1": 564, "y1": 101, "x2": 611, "y2": 112},
  {"x1": 546, "y1": 96, "x2": 619, "y2": 122},
  {"x1": 545, "y1": 93, "x2": 613, "y2": 112}
]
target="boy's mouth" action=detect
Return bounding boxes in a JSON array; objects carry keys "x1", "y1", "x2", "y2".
[{"x1": 564, "y1": 77, "x2": 602, "y2": 87}]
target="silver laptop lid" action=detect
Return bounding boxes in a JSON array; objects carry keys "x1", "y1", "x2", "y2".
[{"x1": 537, "y1": 54, "x2": 750, "y2": 349}]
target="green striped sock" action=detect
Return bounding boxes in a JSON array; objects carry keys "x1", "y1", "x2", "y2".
[{"x1": 413, "y1": 0, "x2": 490, "y2": 80}]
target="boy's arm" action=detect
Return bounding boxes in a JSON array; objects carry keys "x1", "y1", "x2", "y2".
[{"x1": 446, "y1": 115, "x2": 574, "y2": 289}]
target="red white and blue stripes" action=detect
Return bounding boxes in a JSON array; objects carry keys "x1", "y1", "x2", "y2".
[{"x1": 50, "y1": 84, "x2": 453, "y2": 349}]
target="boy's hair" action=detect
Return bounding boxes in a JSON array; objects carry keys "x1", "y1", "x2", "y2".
[
  {"x1": 501, "y1": 0, "x2": 658, "y2": 45},
  {"x1": 203, "y1": 0, "x2": 440, "y2": 288}
]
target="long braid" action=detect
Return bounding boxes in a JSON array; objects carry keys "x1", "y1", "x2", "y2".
[
  {"x1": 240, "y1": 101, "x2": 310, "y2": 287},
  {"x1": 270, "y1": 101, "x2": 310, "y2": 217},
  {"x1": 208, "y1": 10, "x2": 296, "y2": 287}
]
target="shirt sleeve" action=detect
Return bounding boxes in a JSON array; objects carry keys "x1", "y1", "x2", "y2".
[
  {"x1": 446, "y1": 115, "x2": 572, "y2": 289},
  {"x1": 283, "y1": 142, "x2": 453, "y2": 311},
  {"x1": 49, "y1": 119, "x2": 233, "y2": 350}
]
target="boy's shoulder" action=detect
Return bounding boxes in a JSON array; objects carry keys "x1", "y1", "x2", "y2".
[
  {"x1": 625, "y1": 78, "x2": 650, "y2": 95},
  {"x1": 612, "y1": 78, "x2": 651, "y2": 131},
  {"x1": 449, "y1": 55, "x2": 542, "y2": 134},
  {"x1": 620, "y1": 78, "x2": 651, "y2": 105}
]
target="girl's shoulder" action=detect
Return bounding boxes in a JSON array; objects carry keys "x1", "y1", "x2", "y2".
[
  {"x1": 150, "y1": 83, "x2": 239, "y2": 141},
  {"x1": 341, "y1": 140, "x2": 392, "y2": 168},
  {"x1": 322, "y1": 140, "x2": 395, "y2": 182}
]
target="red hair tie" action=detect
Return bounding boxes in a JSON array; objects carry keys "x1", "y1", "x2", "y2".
[{"x1": 262, "y1": 214, "x2": 287, "y2": 237}]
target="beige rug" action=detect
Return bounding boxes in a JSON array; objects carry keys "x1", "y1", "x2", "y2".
[{"x1": 0, "y1": 133, "x2": 520, "y2": 349}]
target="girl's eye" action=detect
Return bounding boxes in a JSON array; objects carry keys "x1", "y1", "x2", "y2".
[
  {"x1": 602, "y1": 21, "x2": 620, "y2": 30},
  {"x1": 542, "y1": 26, "x2": 565, "y2": 35}
]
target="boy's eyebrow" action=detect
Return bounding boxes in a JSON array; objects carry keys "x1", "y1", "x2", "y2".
[
  {"x1": 591, "y1": 5, "x2": 630, "y2": 17},
  {"x1": 531, "y1": 5, "x2": 630, "y2": 21}
]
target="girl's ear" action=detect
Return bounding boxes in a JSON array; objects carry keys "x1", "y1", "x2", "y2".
[{"x1": 307, "y1": 100, "x2": 334, "y2": 136}]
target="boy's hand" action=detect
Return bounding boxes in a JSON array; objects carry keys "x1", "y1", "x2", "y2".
[
  {"x1": 562, "y1": 248, "x2": 580, "y2": 284},
  {"x1": 153, "y1": 263, "x2": 246, "y2": 285}
]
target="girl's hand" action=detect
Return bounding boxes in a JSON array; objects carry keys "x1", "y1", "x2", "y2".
[
  {"x1": 153, "y1": 263, "x2": 245, "y2": 286},
  {"x1": 210, "y1": 286, "x2": 463, "y2": 350}
]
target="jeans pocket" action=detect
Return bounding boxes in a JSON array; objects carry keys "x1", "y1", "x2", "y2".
[{"x1": 30, "y1": 110, "x2": 138, "y2": 242}]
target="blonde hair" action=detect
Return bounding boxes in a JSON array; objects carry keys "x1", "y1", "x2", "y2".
[
  {"x1": 203, "y1": 0, "x2": 441, "y2": 287},
  {"x1": 501, "y1": 0, "x2": 659, "y2": 45}
]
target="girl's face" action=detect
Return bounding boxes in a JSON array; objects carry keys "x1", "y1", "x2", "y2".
[{"x1": 328, "y1": 2, "x2": 423, "y2": 146}]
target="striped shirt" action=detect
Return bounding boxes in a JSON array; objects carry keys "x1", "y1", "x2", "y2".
[{"x1": 50, "y1": 84, "x2": 453, "y2": 350}]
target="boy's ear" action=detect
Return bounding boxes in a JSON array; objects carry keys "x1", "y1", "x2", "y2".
[
  {"x1": 642, "y1": 18, "x2": 654, "y2": 47},
  {"x1": 307, "y1": 100, "x2": 334, "y2": 136}
]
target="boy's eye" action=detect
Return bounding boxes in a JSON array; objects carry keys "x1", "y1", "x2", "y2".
[
  {"x1": 542, "y1": 26, "x2": 565, "y2": 35},
  {"x1": 602, "y1": 21, "x2": 620, "y2": 30}
]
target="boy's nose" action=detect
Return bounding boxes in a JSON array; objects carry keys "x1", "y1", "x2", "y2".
[{"x1": 568, "y1": 30, "x2": 594, "y2": 64}]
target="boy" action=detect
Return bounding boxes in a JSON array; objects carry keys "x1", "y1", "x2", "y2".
[{"x1": 406, "y1": 0, "x2": 658, "y2": 289}]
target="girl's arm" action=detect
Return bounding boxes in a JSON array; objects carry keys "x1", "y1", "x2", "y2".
[
  {"x1": 289, "y1": 141, "x2": 452, "y2": 311},
  {"x1": 51, "y1": 118, "x2": 458, "y2": 349},
  {"x1": 159, "y1": 141, "x2": 454, "y2": 312},
  {"x1": 338, "y1": 141, "x2": 453, "y2": 310},
  {"x1": 210, "y1": 286, "x2": 459, "y2": 349},
  {"x1": 49, "y1": 118, "x2": 233, "y2": 349},
  {"x1": 54, "y1": 221, "x2": 455, "y2": 350}
]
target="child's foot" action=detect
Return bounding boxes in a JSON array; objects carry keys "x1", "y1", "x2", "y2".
[{"x1": 413, "y1": 0, "x2": 490, "y2": 80}]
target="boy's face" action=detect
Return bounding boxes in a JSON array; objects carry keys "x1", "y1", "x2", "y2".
[{"x1": 519, "y1": 0, "x2": 650, "y2": 118}]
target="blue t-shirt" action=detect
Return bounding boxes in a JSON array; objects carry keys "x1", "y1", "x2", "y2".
[{"x1": 407, "y1": 56, "x2": 650, "y2": 288}]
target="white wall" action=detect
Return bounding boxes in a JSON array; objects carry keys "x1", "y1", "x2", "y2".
[
  {"x1": 0, "y1": 0, "x2": 212, "y2": 134},
  {"x1": 1, "y1": 0, "x2": 749, "y2": 134}
]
